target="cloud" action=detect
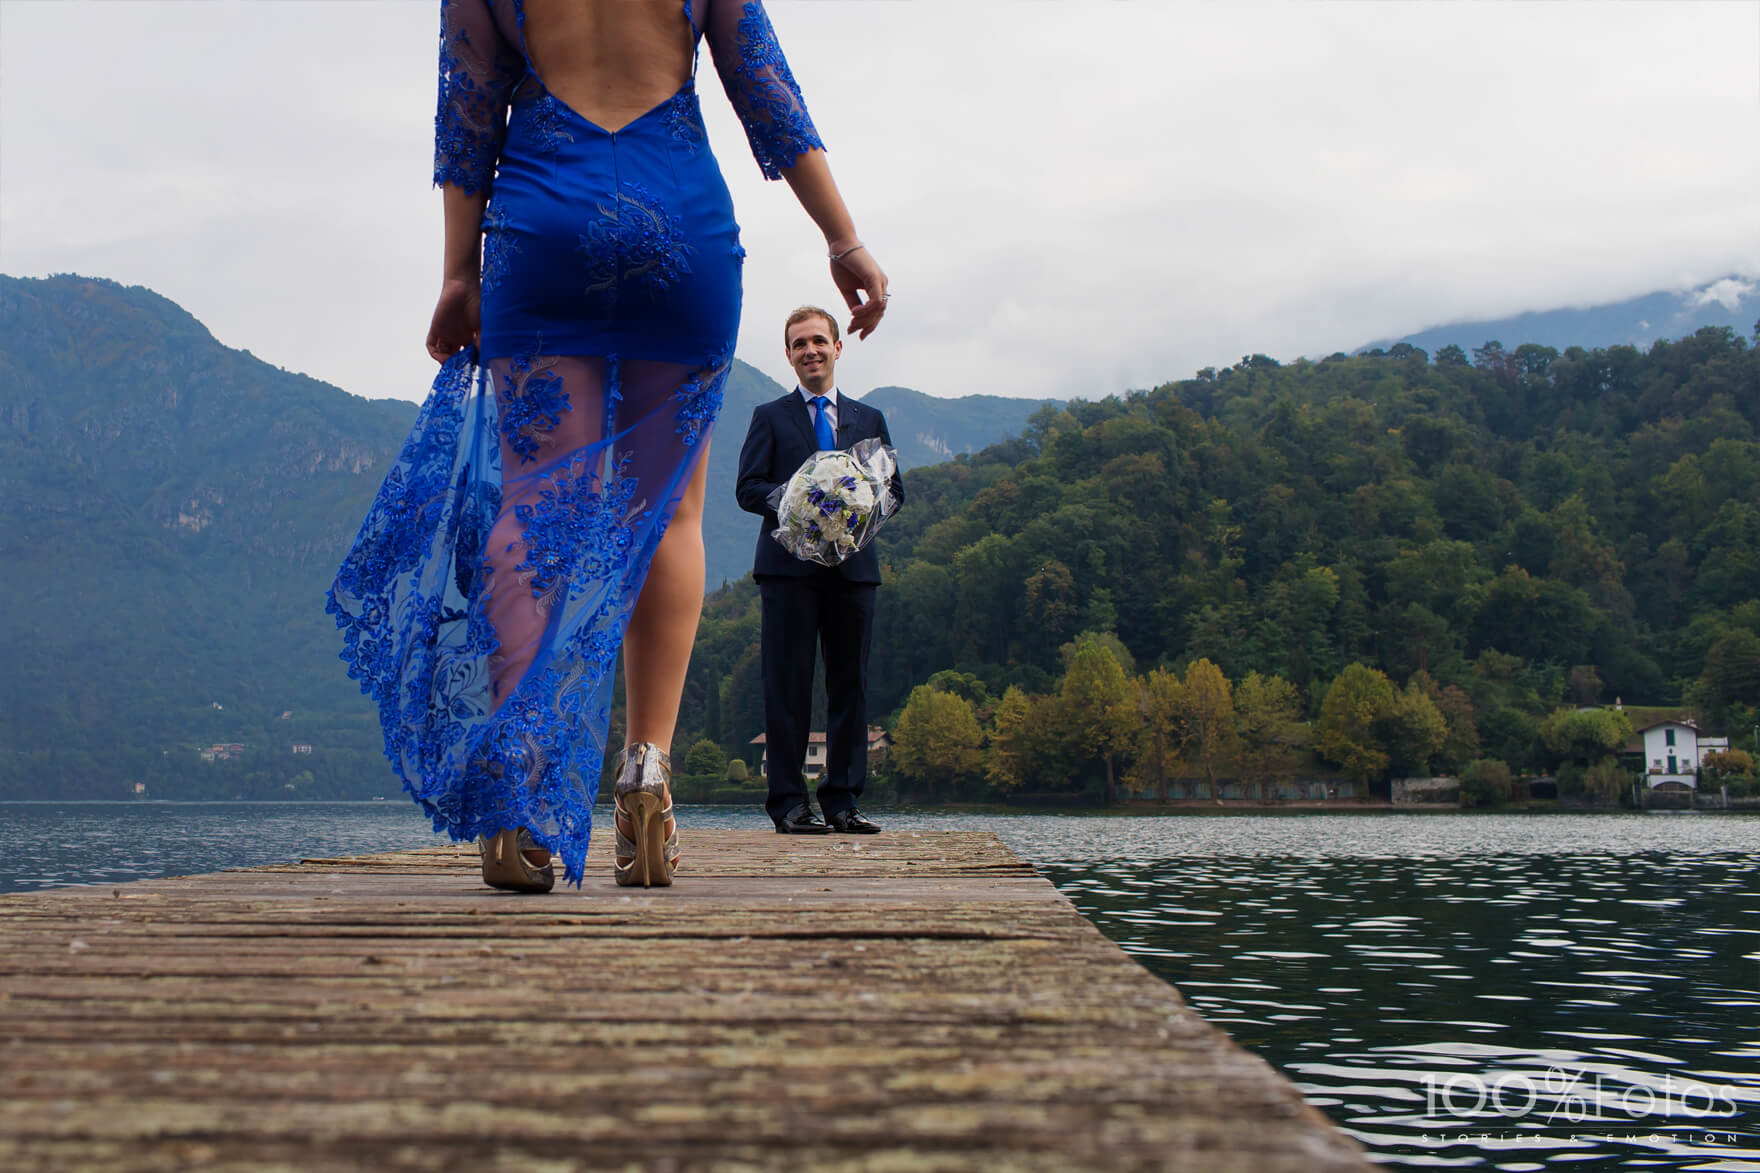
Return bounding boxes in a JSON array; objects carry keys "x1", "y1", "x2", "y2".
[
  {"x1": 4, "y1": 1, "x2": 1758, "y2": 405},
  {"x1": 1690, "y1": 278, "x2": 1756, "y2": 313}
]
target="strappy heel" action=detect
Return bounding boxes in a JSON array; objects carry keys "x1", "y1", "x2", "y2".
[
  {"x1": 477, "y1": 827, "x2": 555, "y2": 893},
  {"x1": 613, "y1": 742, "x2": 680, "y2": 888}
]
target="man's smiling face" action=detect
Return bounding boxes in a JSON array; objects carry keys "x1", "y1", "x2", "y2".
[{"x1": 786, "y1": 314, "x2": 841, "y2": 394}]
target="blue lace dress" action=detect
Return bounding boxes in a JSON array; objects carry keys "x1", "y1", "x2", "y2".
[{"x1": 327, "y1": 0, "x2": 822, "y2": 886}]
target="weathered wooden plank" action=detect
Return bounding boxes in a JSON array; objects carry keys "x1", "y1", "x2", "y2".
[{"x1": 0, "y1": 830, "x2": 1368, "y2": 1172}]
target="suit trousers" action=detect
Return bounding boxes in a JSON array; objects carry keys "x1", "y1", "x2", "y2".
[{"x1": 757, "y1": 573, "x2": 877, "y2": 823}]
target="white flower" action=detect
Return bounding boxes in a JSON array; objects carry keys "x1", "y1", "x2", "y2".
[{"x1": 768, "y1": 441, "x2": 898, "y2": 566}]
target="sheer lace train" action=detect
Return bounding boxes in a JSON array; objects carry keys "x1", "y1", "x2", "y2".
[{"x1": 329, "y1": 348, "x2": 726, "y2": 885}]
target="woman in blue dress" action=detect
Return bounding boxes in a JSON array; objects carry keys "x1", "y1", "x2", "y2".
[{"x1": 328, "y1": 0, "x2": 889, "y2": 892}]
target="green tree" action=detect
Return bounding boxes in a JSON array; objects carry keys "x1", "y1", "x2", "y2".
[
  {"x1": 1458, "y1": 758, "x2": 1512, "y2": 808},
  {"x1": 891, "y1": 686, "x2": 984, "y2": 801},
  {"x1": 1566, "y1": 665, "x2": 1603, "y2": 706},
  {"x1": 1580, "y1": 758, "x2": 1629, "y2": 804},
  {"x1": 1315, "y1": 664, "x2": 1396, "y2": 782},
  {"x1": 683, "y1": 738, "x2": 726, "y2": 777},
  {"x1": 1698, "y1": 629, "x2": 1760, "y2": 726},
  {"x1": 1022, "y1": 560, "x2": 1081, "y2": 667},
  {"x1": 925, "y1": 670, "x2": 992, "y2": 712},
  {"x1": 953, "y1": 534, "x2": 1018, "y2": 664},
  {"x1": 724, "y1": 757, "x2": 749, "y2": 782},
  {"x1": 718, "y1": 646, "x2": 765, "y2": 753},
  {"x1": 1539, "y1": 708, "x2": 1634, "y2": 769},
  {"x1": 1410, "y1": 671, "x2": 1481, "y2": 770}
]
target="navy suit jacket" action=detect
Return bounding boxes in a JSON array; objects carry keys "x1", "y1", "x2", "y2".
[{"x1": 735, "y1": 391, "x2": 905, "y2": 583}]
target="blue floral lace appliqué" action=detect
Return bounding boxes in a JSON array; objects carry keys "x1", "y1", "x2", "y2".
[
  {"x1": 481, "y1": 202, "x2": 518, "y2": 296},
  {"x1": 579, "y1": 184, "x2": 695, "y2": 301},
  {"x1": 674, "y1": 357, "x2": 731, "y2": 448},
  {"x1": 513, "y1": 453, "x2": 641, "y2": 617},
  {"x1": 433, "y1": 2, "x2": 520, "y2": 193},
  {"x1": 498, "y1": 349, "x2": 572, "y2": 465},
  {"x1": 662, "y1": 87, "x2": 706, "y2": 153},
  {"x1": 531, "y1": 93, "x2": 577, "y2": 157},
  {"x1": 731, "y1": 1, "x2": 824, "y2": 180}
]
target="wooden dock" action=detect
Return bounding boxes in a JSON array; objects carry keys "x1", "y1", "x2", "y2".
[{"x1": 0, "y1": 830, "x2": 1369, "y2": 1171}]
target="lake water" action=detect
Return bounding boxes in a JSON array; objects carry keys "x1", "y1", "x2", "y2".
[{"x1": 1, "y1": 802, "x2": 1755, "y2": 1171}]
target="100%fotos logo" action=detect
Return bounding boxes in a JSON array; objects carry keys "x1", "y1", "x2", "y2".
[{"x1": 1425, "y1": 1066, "x2": 1740, "y2": 1124}]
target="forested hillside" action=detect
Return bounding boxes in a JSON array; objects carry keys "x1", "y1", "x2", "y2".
[
  {"x1": 0, "y1": 275, "x2": 411, "y2": 799},
  {"x1": 682, "y1": 331, "x2": 1760, "y2": 799},
  {"x1": 0, "y1": 274, "x2": 1045, "y2": 799}
]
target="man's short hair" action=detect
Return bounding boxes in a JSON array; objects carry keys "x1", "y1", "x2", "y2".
[{"x1": 783, "y1": 305, "x2": 840, "y2": 346}]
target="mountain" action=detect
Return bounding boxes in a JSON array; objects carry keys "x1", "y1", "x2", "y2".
[
  {"x1": 1361, "y1": 275, "x2": 1759, "y2": 356},
  {"x1": 861, "y1": 385, "x2": 1049, "y2": 470},
  {"x1": 685, "y1": 366, "x2": 1051, "y2": 588},
  {"x1": 0, "y1": 274, "x2": 1048, "y2": 798},
  {"x1": 0, "y1": 274, "x2": 412, "y2": 799}
]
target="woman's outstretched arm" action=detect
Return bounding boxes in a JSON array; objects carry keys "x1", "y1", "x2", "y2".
[
  {"x1": 781, "y1": 151, "x2": 889, "y2": 341},
  {"x1": 704, "y1": 0, "x2": 888, "y2": 339}
]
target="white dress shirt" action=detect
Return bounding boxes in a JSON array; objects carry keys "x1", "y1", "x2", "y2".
[{"x1": 796, "y1": 386, "x2": 840, "y2": 433}]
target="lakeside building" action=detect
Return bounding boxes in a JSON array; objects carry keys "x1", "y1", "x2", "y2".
[
  {"x1": 1626, "y1": 719, "x2": 1726, "y2": 790},
  {"x1": 750, "y1": 728, "x2": 892, "y2": 779}
]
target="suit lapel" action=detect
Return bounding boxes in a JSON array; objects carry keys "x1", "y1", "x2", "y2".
[
  {"x1": 781, "y1": 392, "x2": 818, "y2": 453},
  {"x1": 834, "y1": 398, "x2": 860, "y2": 445}
]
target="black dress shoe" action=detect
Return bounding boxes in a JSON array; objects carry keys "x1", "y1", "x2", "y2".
[
  {"x1": 774, "y1": 804, "x2": 831, "y2": 834},
  {"x1": 826, "y1": 808, "x2": 881, "y2": 834}
]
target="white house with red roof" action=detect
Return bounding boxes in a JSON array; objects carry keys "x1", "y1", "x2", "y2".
[
  {"x1": 1628, "y1": 719, "x2": 1726, "y2": 789},
  {"x1": 750, "y1": 728, "x2": 891, "y2": 779}
]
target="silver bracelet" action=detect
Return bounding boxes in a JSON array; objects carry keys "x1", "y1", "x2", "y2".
[{"x1": 828, "y1": 242, "x2": 866, "y2": 263}]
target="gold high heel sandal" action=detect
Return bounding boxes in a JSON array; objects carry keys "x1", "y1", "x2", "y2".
[
  {"x1": 614, "y1": 742, "x2": 680, "y2": 888},
  {"x1": 477, "y1": 827, "x2": 555, "y2": 893}
]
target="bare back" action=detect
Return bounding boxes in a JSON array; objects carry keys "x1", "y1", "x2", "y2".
[{"x1": 519, "y1": 0, "x2": 693, "y2": 132}]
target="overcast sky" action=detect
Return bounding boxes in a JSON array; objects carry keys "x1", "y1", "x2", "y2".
[{"x1": 4, "y1": 1, "x2": 1758, "y2": 405}]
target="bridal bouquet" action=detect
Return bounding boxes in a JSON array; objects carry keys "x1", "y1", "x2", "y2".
[{"x1": 767, "y1": 438, "x2": 900, "y2": 566}]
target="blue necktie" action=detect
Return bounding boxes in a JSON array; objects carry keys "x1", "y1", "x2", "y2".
[{"x1": 810, "y1": 395, "x2": 835, "y2": 450}]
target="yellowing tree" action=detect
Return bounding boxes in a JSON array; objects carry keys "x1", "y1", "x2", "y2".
[
  {"x1": 1378, "y1": 682, "x2": 1449, "y2": 777},
  {"x1": 1126, "y1": 668, "x2": 1182, "y2": 800},
  {"x1": 891, "y1": 685, "x2": 984, "y2": 802},
  {"x1": 1315, "y1": 663, "x2": 1396, "y2": 782},
  {"x1": 985, "y1": 685, "x2": 1033, "y2": 794},
  {"x1": 1234, "y1": 671, "x2": 1303, "y2": 793},
  {"x1": 1057, "y1": 634, "x2": 1140, "y2": 803},
  {"x1": 1174, "y1": 658, "x2": 1237, "y2": 801}
]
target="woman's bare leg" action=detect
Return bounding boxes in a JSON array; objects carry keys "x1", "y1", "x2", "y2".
[{"x1": 623, "y1": 441, "x2": 710, "y2": 752}]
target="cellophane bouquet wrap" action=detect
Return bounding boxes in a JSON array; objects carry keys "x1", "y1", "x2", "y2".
[{"x1": 767, "y1": 438, "x2": 900, "y2": 566}]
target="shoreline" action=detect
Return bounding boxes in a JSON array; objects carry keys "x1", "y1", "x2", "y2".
[{"x1": 4, "y1": 797, "x2": 1755, "y2": 814}]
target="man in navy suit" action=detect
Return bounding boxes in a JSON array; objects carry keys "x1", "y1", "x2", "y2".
[{"x1": 735, "y1": 306, "x2": 904, "y2": 834}]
